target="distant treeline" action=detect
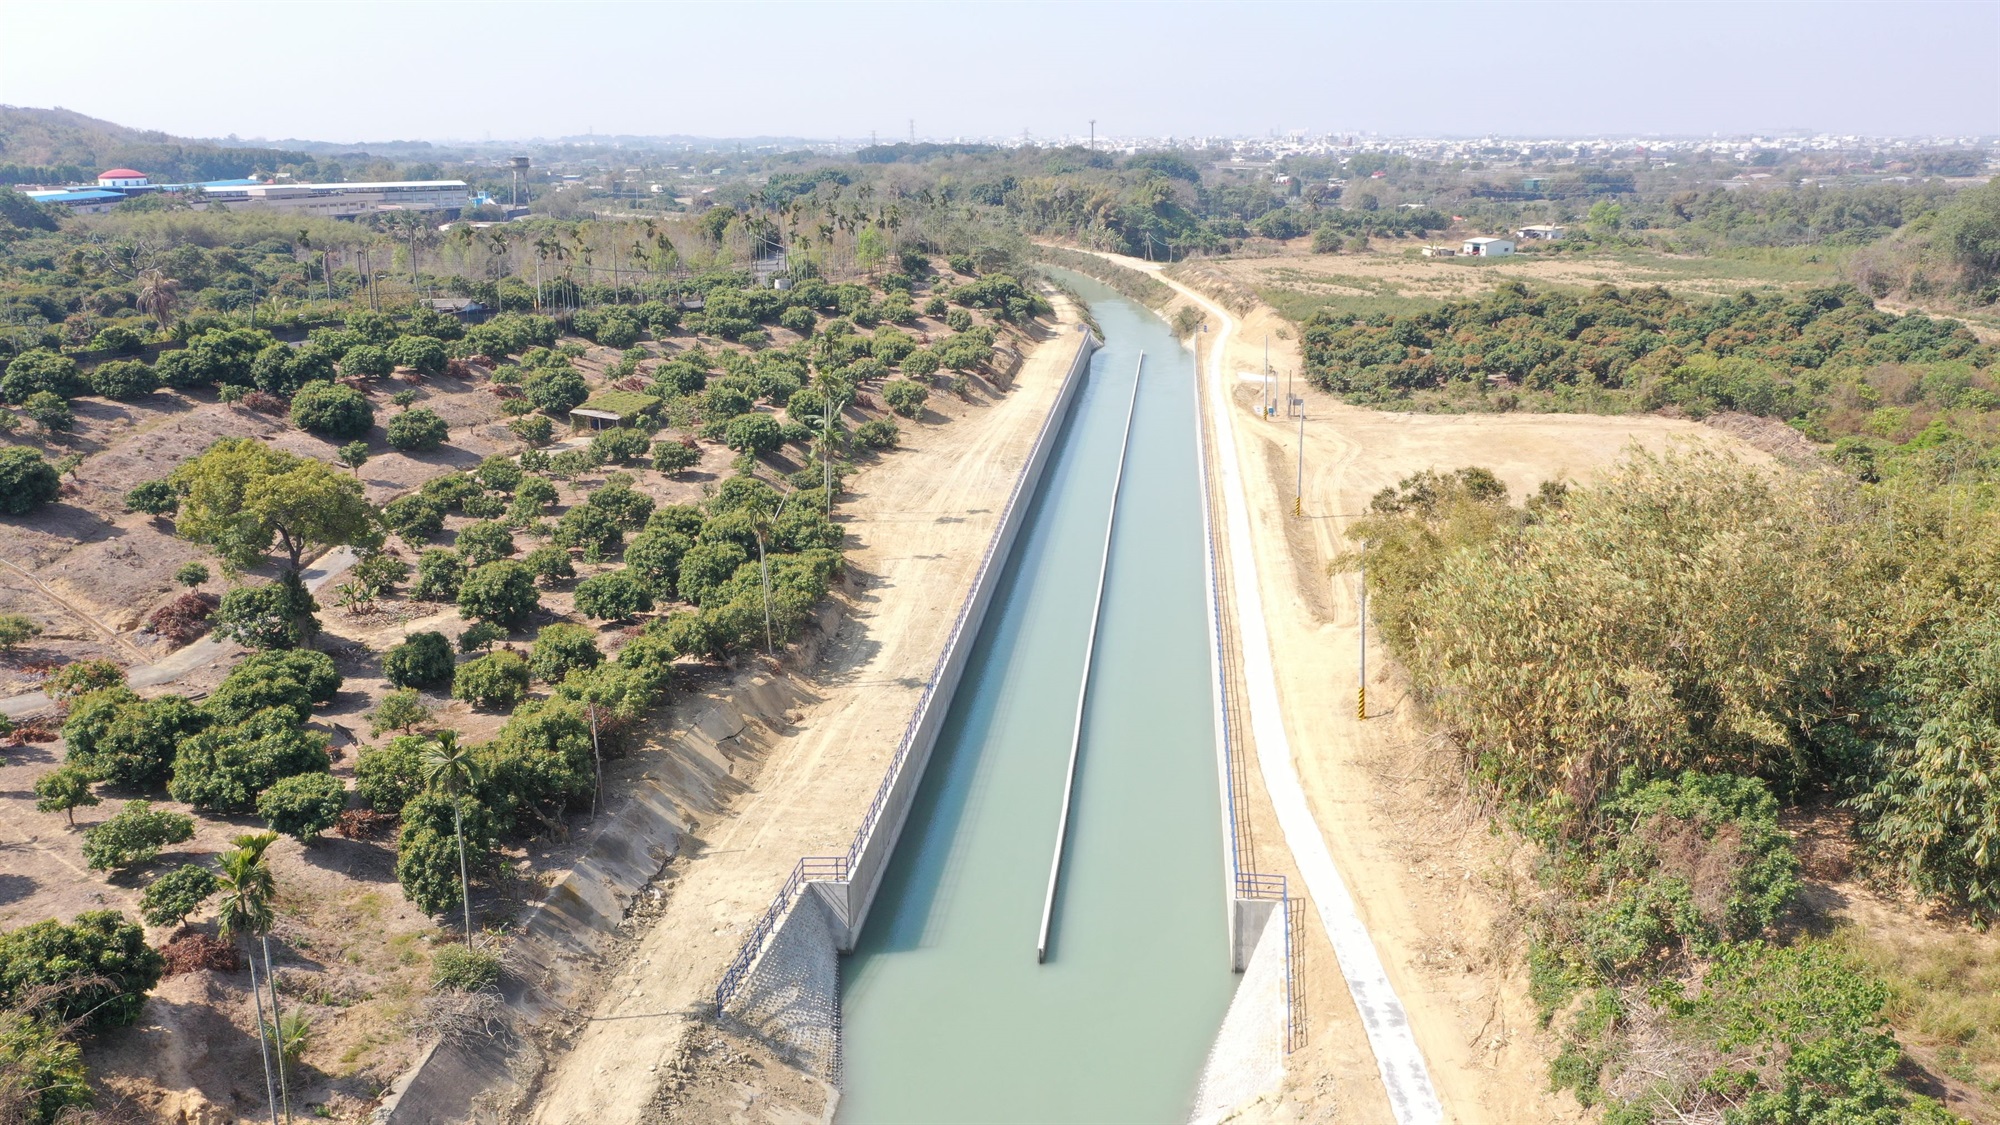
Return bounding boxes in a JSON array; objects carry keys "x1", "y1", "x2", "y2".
[{"x1": 1, "y1": 144, "x2": 312, "y2": 186}]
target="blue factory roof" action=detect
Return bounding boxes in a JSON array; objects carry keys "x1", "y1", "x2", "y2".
[{"x1": 22, "y1": 189, "x2": 124, "y2": 203}]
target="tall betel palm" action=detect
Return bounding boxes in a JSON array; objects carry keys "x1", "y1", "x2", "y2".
[
  {"x1": 421, "y1": 731, "x2": 482, "y2": 942},
  {"x1": 801, "y1": 391, "x2": 848, "y2": 516},
  {"x1": 743, "y1": 496, "x2": 782, "y2": 655},
  {"x1": 218, "y1": 831, "x2": 282, "y2": 1125},
  {"x1": 135, "y1": 269, "x2": 181, "y2": 330}
]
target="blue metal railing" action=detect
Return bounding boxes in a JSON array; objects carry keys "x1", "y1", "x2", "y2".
[{"x1": 715, "y1": 327, "x2": 1098, "y2": 1013}]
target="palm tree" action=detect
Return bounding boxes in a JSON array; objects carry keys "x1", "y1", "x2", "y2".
[
  {"x1": 218, "y1": 832, "x2": 281, "y2": 1125},
  {"x1": 743, "y1": 497, "x2": 780, "y2": 655},
  {"x1": 421, "y1": 731, "x2": 481, "y2": 942},
  {"x1": 135, "y1": 269, "x2": 181, "y2": 330},
  {"x1": 801, "y1": 391, "x2": 848, "y2": 516}
]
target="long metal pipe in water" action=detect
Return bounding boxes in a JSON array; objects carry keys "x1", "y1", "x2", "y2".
[{"x1": 1037, "y1": 353, "x2": 1144, "y2": 963}]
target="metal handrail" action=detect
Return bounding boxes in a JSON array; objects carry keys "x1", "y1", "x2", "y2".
[{"x1": 715, "y1": 327, "x2": 1098, "y2": 1012}]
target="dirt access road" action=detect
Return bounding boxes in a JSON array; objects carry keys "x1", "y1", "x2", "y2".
[
  {"x1": 1114, "y1": 252, "x2": 1763, "y2": 1122},
  {"x1": 524, "y1": 305, "x2": 1090, "y2": 1125}
]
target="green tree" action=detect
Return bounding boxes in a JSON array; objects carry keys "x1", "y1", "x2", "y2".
[
  {"x1": 0, "y1": 448, "x2": 60, "y2": 515},
  {"x1": 0, "y1": 614, "x2": 43, "y2": 651},
  {"x1": 573, "y1": 570, "x2": 652, "y2": 622},
  {"x1": 167, "y1": 709, "x2": 331, "y2": 814},
  {"x1": 529, "y1": 623, "x2": 602, "y2": 682},
  {"x1": 452, "y1": 651, "x2": 529, "y2": 709},
  {"x1": 458, "y1": 621, "x2": 506, "y2": 653},
  {"x1": 21, "y1": 392, "x2": 70, "y2": 434},
  {"x1": 0, "y1": 350, "x2": 85, "y2": 403},
  {"x1": 170, "y1": 439, "x2": 378, "y2": 573},
  {"x1": 554, "y1": 504, "x2": 624, "y2": 563},
  {"x1": 456, "y1": 520, "x2": 515, "y2": 566},
  {"x1": 387, "y1": 335, "x2": 449, "y2": 375},
  {"x1": 387, "y1": 407, "x2": 449, "y2": 452},
  {"x1": 411, "y1": 547, "x2": 465, "y2": 599},
  {"x1": 338, "y1": 440, "x2": 371, "y2": 476},
  {"x1": 211, "y1": 573, "x2": 320, "y2": 649},
  {"x1": 881, "y1": 379, "x2": 929, "y2": 418},
  {"x1": 723, "y1": 413, "x2": 784, "y2": 456},
  {"x1": 355, "y1": 735, "x2": 429, "y2": 815},
  {"x1": 90, "y1": 359, "x2": 158, "y2": 401},
  {"x1": 124, "y1": 479, "x2": 178, "y2": 516},
  {"x1": 0, "y1": 910, "x2": 164, "y2": 1032},
  {"x1": 457, "y1": 560, "x2": 540, "y2": 627},
  {"x1": 340, "y1": 344, "x2": 392, "y2": 378},
  {"x1": 174, "y1": 561, "x2": 209, "y2": 588},
  {"x1": 509, "y1": 414, "x2": 554, "y2": 445},
  {"x1": 652, "y1": 439, "x2": 701, "y2": 475},
  {"x1": 80, "y1": 800, "x2": 195, "y2": 873},
  {"x1": 525, "y1": 367, "x2": 588, "y2": 414},
  {"x1": 63, "y1": 690, "x2": 204, "y2": 791},
  {"x1": 522, "y1": 545, "x2": 575, "y2": 586},
  {"x1": 856, "y1": 419, "x2": 898, "y2": 448},
  {"x1": 384, "y1": 631, "x2": 455, "y2": 689},
  {"x1": 258, "y1": 773, "x2": 348, "y2": 844},
  {"x1": 0, "y1": 1007, "x2": 92, "y2": 1124},
  {"x1": 32, "y1": 765, "x2": 97, "y2": 827},
  {"x1": 139, "y1": 864, "x2": 218, "y2": 929},
  {"x1": 624, "y1": 529, "x2": 691, "y2": 598},
  {"x1": 290, "y1": 381, "x2": 374, "y2": 438},
  {"x1": 367, "y1": 688, "x2": 432, "y2": 737},
  {"x1": 421, "y1": 731, "x2": 482, "y2": 940}
]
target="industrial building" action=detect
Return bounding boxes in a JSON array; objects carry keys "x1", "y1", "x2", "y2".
[{"x1": 13, "y1": 168, "x2": 470, "y2": 219}]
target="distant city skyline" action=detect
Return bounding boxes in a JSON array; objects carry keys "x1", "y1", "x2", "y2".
[{"x1": 2, "y1": 0, "x2": 1995, "y2": 144}]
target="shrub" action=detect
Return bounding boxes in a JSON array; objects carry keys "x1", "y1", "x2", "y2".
[
  {"x1": 456, "y1": 519, "x2": 514, "y2": 567},
  {"x1": 124, "y1": 479, "x2": 178, "y2": 516},
  {"x1": 139, "y1": 864, "x2": 218, "y2": 929},
  {"x1": 384, "y1": 631, "x2": 455, "y2": 689},
  {"x1": 44, "y1": 660, "x2": 125, "y2": 707},
  {"x1": 387, "y1": 335, "x2": 449, "y2": 375},
  {"x1": 529, "y1": 623, "x2": 602, "y2": 682},
  {"x1": 355, "y1": 735, "x2": 428, "y2": 815},
  {"x1": 145, "y1": 591, "x2": 216, "y2": 643},
  {"x1": 367, "y1": 688, "x2": 431, "y2": 736},
  {"x1": 591, "y1": 425, "x2": 651, "y2": 465},
  {"x1": 289, "y1": 381, "x2": 374, "y2": 438},
  {"x1": 387, "y1": 407, "x2": 449, "y2": 451},
  {"x1": 384, "y1": 494, "x2": 448, "y2": 542},
  {"x1": 174, "y1": 561, "x2": 209, "y2": 587},
  {"x1": 258, "y1": 772, "x2": 348, "y2": 843},
  {"x1": 652, "y1": 439, "x2": 701, "y2": 475},
  {"x1": 234, "y1": 648, "x2": 341, "y2": 705},
  {"x1": 0, "y1": 1006, "x2": 92, "y2": 1123},
  {"x1": 457, "y1": 560, "x2": 540, "y2": 628},
  {"x1": 90, "y1": 359, "x2": 158, "y2": 400},
  {"x1": 167, "y1": 709, "x2": 331, "y2": 814},
  {"x1": 724, "y1": 413, "x2": 784, "y2": 456},
  {"x1": 430, "y1": 944, "x2": 502, "y2": 992},
  {"x1": 211, "y1": 577, "x2": 318, "y2": 650},
  {"x1": 554, "y1": 504, "x2": 624, "y2": 562},
  {"x1": 33, "y1": 764, "x2": 98, "y2": 826},
  {"x1": 90, "y1": 324, "x2": 147, "y2": 355},
  {"x1": 856, "y1": 418, "x2": 899, "y2": 448},
  {"x1": 341, "y1": 344, "x2": 392, "y2": 378},
  {"x1": 21, "y1": 392, "x2": 70, "y2": 433},
  {"x1": 0, "y1": 447, "x2": 61, "y2": 515},
  {"x1": 412, "y1": 548, "x2": 465, "y2": 600},
  {"x1": 63, "y1": 691, "x2": 204, "y2": 791},
  {"x1": 0, "y1": 910, "x2": 165, "y2": 1032},
  {"x1": 0, "y1": 613, "x2": 41, "y2": 651},
  {"x1": 881, "y1": 379, "x2": 929, "y2": 418},
  {"x1": 81, "y1": 801, "x2": 195, "y2": 872},
  {"x1": 1, "y1": 349, "x2": 85, "y2": 403},
  {"x1": 352, "y1": 550, "x2": 409, "y2": 595},
  {"x1": 516, "y1": 546, "x2": 573, "y2": 589},
  {"x1": 509, "y1": 413, "x2": 554, "y2": 445},
  {"x1": 453, "y1": 651, "x2": 530, "y2": 708}
]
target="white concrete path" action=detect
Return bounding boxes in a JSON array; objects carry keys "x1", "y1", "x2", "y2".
[{"x1": 1176, "y1": 275, "x2": 1445, "y2": 1124}]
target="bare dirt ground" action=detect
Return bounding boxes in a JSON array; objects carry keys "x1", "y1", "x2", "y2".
[
  {"x1": 520, "y1": 302, "x2": 1085, "y2": 1125},
  {"x1": 1199, "y1": 237, "x2": 1847, "y2": 315},
  {"x1": 1137, "y1": 254, "x2": 1777, "y2": 1124}
]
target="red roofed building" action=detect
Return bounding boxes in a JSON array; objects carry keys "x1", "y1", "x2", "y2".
[{"x1": 97, "y1": 169, "x2": 148, "y2": 188}]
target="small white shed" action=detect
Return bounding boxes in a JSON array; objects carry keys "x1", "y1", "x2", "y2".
[{"x1": 1461, "y1": 236, "x2": 1515, "y2": 257}]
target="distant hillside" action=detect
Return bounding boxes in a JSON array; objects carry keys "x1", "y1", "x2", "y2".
[{"x1": 0, "y1": 105, "x2": 309, "y2": 184}]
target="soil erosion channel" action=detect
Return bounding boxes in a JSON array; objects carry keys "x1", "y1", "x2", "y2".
[{"x1": 837, "y1": 275, "x2": 1236, "y2": 1122}]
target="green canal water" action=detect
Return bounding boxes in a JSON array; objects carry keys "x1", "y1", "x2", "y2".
[{"x1": 837, "y1": 276, "x2": 1235, "y2": 1123}]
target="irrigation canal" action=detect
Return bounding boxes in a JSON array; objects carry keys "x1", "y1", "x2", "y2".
[{"x1": 837, "y1": 275, "x2": 1237, "y2": 1122}]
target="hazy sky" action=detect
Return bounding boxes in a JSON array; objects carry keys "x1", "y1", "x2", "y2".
[{"x1": 2, "y1": 1, "x2": 1995, "y2": 143}]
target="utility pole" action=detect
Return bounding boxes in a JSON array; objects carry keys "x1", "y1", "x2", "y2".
[
  {"x1": 1357, "y1": 563, "x2": 1368, "y2": 720},
  {"x1": 1263, "y1": 335, "x2": 1271, "y2": 420},
  {"x1": 1089, "y1": 119, "x2": 1096, "y2": 151},
  {"x1": 1294, "y1": 403, "x2": 1304, "y2": 517}
]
